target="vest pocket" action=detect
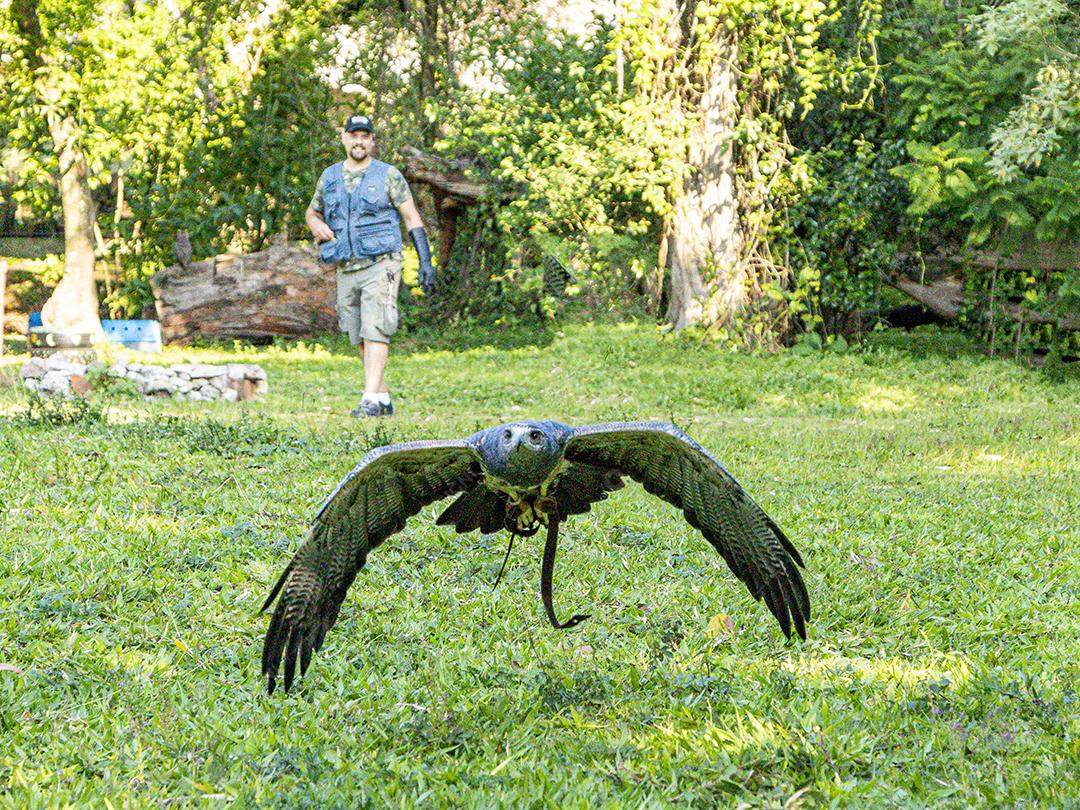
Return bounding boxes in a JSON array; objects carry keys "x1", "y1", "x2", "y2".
[
  {"x1": 360, "y1": 185, "x2": 385, "y2": 206},
  {"x1": 319, "y1": 238, "x2": 345, "y2": 263},
  {"x1": 323, "y1": 179, "x2": 346, "y2": 229},
  {"x1": 357, "y1": 225, "x2": 400, "y2": 256}
]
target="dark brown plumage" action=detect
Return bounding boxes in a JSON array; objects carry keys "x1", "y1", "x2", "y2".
[
  {"x1": 173, "y1": 229, "x2": 192, "y2": 269},
  {"x1": 261, "y1": 421, "x2": 809, "y2": 694}
]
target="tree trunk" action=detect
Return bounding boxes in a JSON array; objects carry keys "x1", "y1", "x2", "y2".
[
  {"x1": 0, "y1": 260, "x2": 7, "y2": 356},
  {"x1": 665, "y1": 39, "x2": 745, "y2": 331},
  {"x1": 13, "y1": 0, "x2": 101, "y2": 336},
  {"x1": 417, "y1": 0, "x2": 440, "y2": 145},
  {"x1": 40, "y1": 113, "x2": 102, "y2": 336},
  {"x1": 400, "y1": 146, "x2": 515, "y2": 269}
]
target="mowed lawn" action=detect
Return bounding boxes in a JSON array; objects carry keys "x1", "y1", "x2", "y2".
[{"x1": 0, "y1": 323, "x2": 1077, "y2": 807}]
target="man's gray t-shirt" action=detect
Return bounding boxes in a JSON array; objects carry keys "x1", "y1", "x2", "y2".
[{"x1": 311, "y1": 163, "x2": 412, "y2": 271}]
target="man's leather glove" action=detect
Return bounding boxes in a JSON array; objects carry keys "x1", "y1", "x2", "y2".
[{"x1": 409, "y1": 227, "x2": 436, "y2": 294}]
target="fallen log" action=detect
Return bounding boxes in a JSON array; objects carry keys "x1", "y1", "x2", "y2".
[
  {"x1": 882, "y1": 272, "x2": 1079, "y2": 331},
  {"x1": 149, "y1": 243, "x2": 336, "y2": 344}
]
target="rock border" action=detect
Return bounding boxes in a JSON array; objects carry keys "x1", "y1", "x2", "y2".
[{"x1": 20, "y1": 356, "x2": 268, "y2": 402}]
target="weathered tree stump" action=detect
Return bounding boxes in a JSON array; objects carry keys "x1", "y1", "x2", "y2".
[
  {"x1": 399, "y1": 146, "x2": 518, "y2": 269},
  {"x1": 149, "y1": 243, "x2": 336, "y2": 343}
]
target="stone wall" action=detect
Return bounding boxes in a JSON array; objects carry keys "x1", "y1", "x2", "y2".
[{"x1": 20, "y1": 356, "x2": 268, "y2": 401}]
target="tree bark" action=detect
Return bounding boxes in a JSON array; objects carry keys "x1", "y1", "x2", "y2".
[
  {"x1": 40, "y1": 113, "x2": 102, "y2": 335},
  {"x1": 0, "y1": 261, "x2": 7, "y2": 356},
  {"x1": 665, "y1": 38, "x2": 745, "y2": 331},
  {"x1": 400, "y1": 146, "x2": 494, "y2": 203},
  {"x1": 883, "y1": 272, "x2": 1080, "y2": 331},
  {"x1": 400, "y1": 146, "x2": 515, "y2": 269}
]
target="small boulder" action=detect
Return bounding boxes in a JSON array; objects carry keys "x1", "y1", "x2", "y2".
[{"x1": 19, "y1": 358, "x2": 47, "y2": 380}]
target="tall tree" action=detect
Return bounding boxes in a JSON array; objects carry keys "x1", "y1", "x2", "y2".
[
  {"x1": 10, "y1": 0, "x2": 101, "y2": 335},
  {"x1": 621, "y1": 0, "x2": 880, "y2": 342},
  {"x1": 2, "y1": 0, "x2": 335, "y2": 321},
  {"x1": 620, "y1": 0, "x2": 749, "y2": 333},
  {"x1": 662, "y1": 4, "x2": 744, "y2": 331}
]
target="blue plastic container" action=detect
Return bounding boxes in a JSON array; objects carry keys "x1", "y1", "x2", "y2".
[
  {"x1": 102, "y1": 319, "x2": 163, "y2": 352},
  {"x1": 28, "y1": 313, "x2": 163, "y2": 352}
]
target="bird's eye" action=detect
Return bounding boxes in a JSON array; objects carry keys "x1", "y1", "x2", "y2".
[
  {"x1": 503, "y1": 429, "x2": 513, "y2": 441},
  {"x1": 529, "y1": 430, "x2": 543, "y2": 442}
]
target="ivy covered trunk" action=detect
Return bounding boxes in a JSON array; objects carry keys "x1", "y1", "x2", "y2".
[
  {"x1": 665, "y1": 39, "x2": 746, "y2": 332},
  {"x1": 40, "y1": 113, "x2": 101, "y2": 336}
]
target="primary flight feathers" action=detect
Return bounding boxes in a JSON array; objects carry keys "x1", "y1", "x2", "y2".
[{"x1": 261, "y1": 421, "x2": 810, "y2": 694}]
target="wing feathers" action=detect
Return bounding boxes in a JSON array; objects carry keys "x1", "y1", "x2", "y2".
[
  {"x1": 435, "y1": 487, "x2": 508, "y2": 534},
  {"x1": 262, "y1": 441, "x2": 482, "y2": 693},
  {"x1": 565, "y1": 422, "x2": 809, "y2": 640},
  {"x1": 261, "y1": 422, "x2": 810, "y2": 695}
]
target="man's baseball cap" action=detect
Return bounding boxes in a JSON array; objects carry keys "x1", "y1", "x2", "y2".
[{"x1": 344, "y1": 114, "x2": 374, "y2": 133}]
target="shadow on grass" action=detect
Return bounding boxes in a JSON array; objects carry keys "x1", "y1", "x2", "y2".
[
  {"x1": 395, "y1": 321, "x2": 557, "y2": 355},
  {"x1": 183, "y1": 320, "x2": 556, "y2": 359},
  {"x1": 861, "y1": 325, "x2": 982, "y2": 361}
]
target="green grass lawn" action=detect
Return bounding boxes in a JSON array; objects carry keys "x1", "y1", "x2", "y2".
[{"x1": 0, "y1": 323, "x2": 1077, "y2": 807}]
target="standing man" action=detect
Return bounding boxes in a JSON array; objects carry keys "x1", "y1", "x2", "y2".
[{"x1": 307, "y1": 113, "x2": 436, "y2": 417}]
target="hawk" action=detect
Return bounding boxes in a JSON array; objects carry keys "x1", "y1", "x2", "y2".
[{"x1": 261, "y1": 421, "x2": 810, "y2": 693}]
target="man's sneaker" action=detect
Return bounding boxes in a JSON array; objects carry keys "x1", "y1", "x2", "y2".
[{"x1": 350, "y1": 398, "x2": 394, "y2": 418}]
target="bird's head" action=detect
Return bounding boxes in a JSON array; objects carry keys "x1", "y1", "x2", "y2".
[{"x1": 475, "y1": 420, "x2": 571, "y2": 489}]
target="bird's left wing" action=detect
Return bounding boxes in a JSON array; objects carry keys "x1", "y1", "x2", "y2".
[
  {"x1": 261, "y1": 439, "x2": 483, "y2": 693},
  {"x1": 563, "y1": 422, "x2": 809, "y2": 639}
]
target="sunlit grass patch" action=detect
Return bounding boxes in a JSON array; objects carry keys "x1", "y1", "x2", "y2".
[{"x1": 855, "y1": 384, "x2": 918, "y2": 414}]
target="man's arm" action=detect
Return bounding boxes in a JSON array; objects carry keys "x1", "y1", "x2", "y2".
[
  {"x1": 397, "y1": 197, "x2": 424, "y2": 231},
  {"x1": 397, "y1": 198, "x2": 436, "y2": 294},
  {"x1": 306, "y1": 205, "x2": 335, "y2": 243}
]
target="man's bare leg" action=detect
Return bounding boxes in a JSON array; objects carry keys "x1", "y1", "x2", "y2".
[
  {"x1": 352, "y1": 339, "x2": 392, "y2": 417},
  {"x1": 361, "y1": 339, "x2": 389, "y2": 395}
]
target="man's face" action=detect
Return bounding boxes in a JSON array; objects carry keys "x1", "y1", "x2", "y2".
[{"x1": 341, "y1": 129, "x2": 374, "y2": 161}]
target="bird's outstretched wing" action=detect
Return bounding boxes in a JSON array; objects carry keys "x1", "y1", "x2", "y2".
[
  {"x1": 563, "y1": 422, "x2": 809, "y2": 639},
  {"x1": 261, "y1": 440, "x2": 483, "y2": 693}
]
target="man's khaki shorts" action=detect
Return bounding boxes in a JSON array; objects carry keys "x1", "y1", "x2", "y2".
[{"x1": 335, "y1": 255, "x2": 402, "y2": 345}]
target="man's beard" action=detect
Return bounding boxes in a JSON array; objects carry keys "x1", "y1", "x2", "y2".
[{"x1": 350, "y1": 146, "x2": 367, "y2": 159}]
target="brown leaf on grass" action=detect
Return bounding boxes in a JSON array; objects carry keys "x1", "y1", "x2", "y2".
[
  {"x1": 706, "y1": 612, "x2": 735, "y2": 639},
  {"x1": 70, "y1": 374, "x2": 92, "y2": 396},
  {"x1": 0, "y1": 663, "x2": 24, "y2": 674}
]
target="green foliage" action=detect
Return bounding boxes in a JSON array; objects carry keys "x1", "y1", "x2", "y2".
[
  {"x1": 1, "y1": 325, "x2": 1077, "y2": 805},
  {"x1": 882, "y1": 0, "x2": 1079, "y2": 356},
  {"x1": 428, "y1": 20, "x2": 673, "y2": 315},
  {"x1": 1, "y1": 0, "x2": 1074, "y2": 352},
  {"x1": 14, "y1": 389, "x2": 105, "y2": 426},
  {"x1": 781, "y1": 129, "x2": 907, "y2": 336},
  {"x1": 887, "y1": 0, "x2": 1079, "y2": 246},
  {"x1": 0, "y1": 0, "x2": 339, "y2": 318}
]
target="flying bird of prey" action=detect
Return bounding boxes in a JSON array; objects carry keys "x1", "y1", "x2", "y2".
[{"x1": 261, "y1": 421, "x2": 809, "y2": 694}]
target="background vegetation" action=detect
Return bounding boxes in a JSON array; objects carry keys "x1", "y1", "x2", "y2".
[
  {"x1": 1, "y1": 324, "x2": 1077, "y2": 805},
  {"x1": 2, "y1": 0, "x2": 1077, "y2": 357}
]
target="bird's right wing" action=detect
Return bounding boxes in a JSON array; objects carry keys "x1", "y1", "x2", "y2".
[
  {"x1": 261, "y1": 439, "x2": 483, "y2": 693},
  {"x1": 564, "y1": 422, "x2": 809, "y2": 640}
]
